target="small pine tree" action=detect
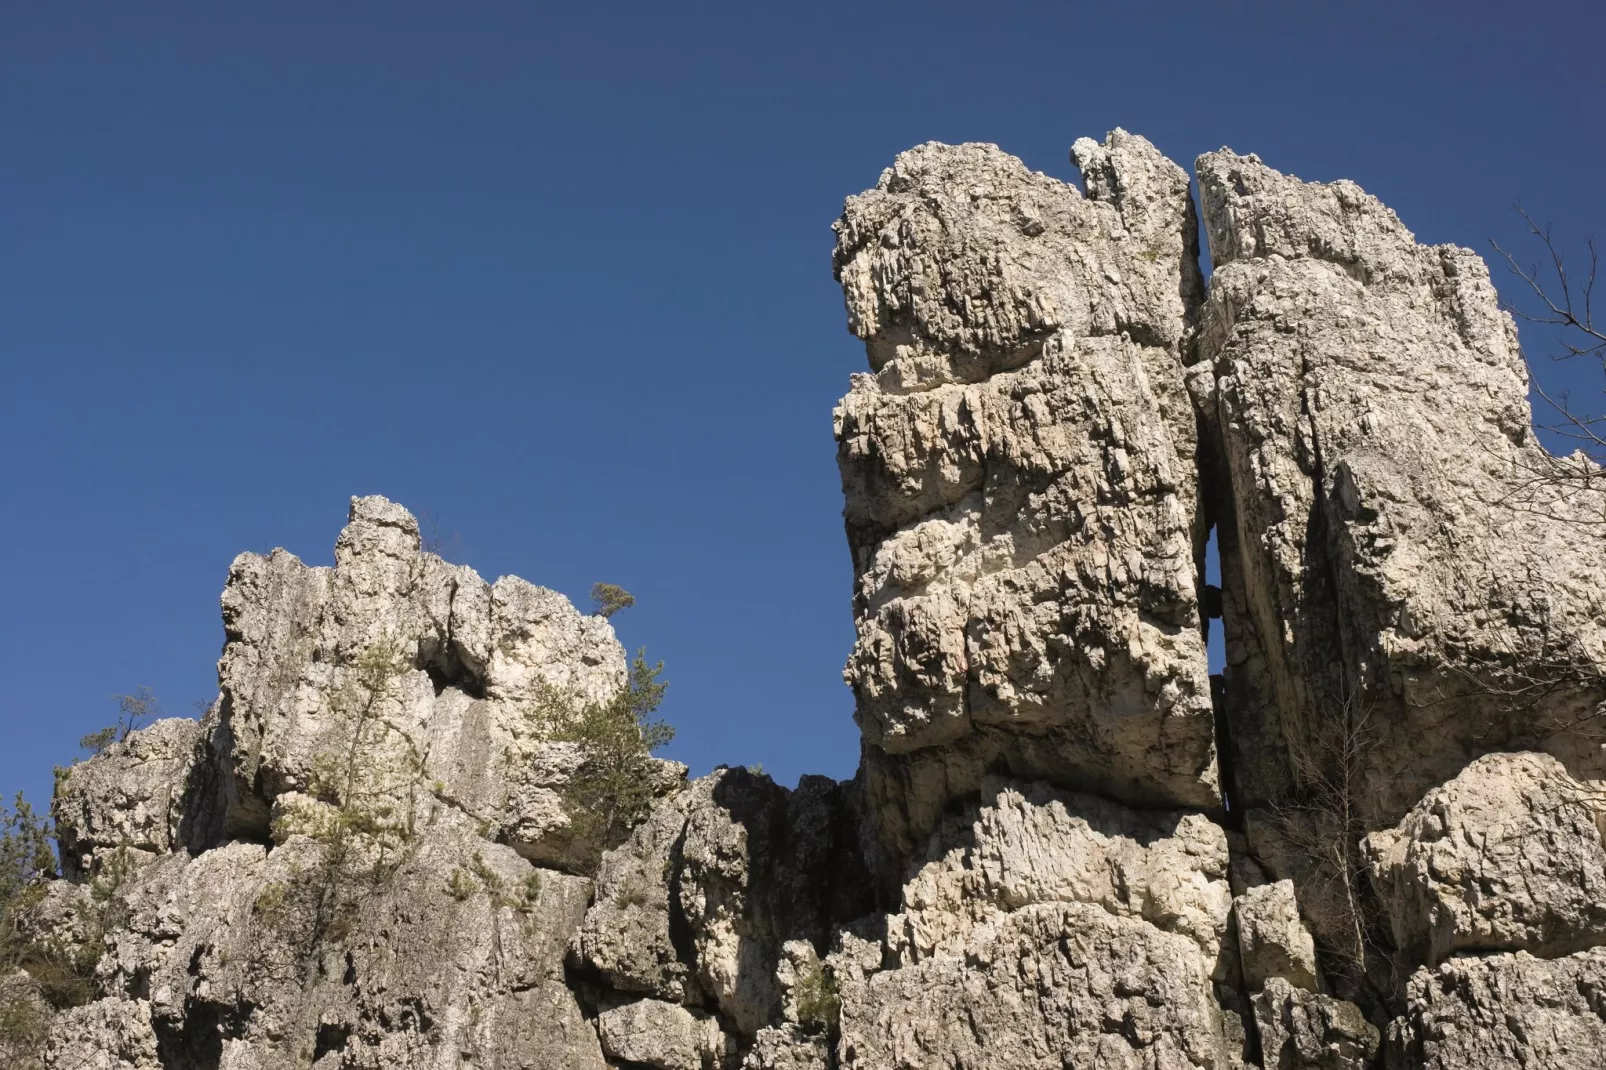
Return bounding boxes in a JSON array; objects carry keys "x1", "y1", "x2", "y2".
[
  {"x1": 547, "y1": 649, "x2": 672, "y2": 863},
  {"x1": 589, "y1": 583, "x2": 636, "y2": 619},
  {"x1": 79, "y1": 687, "x2": 158, "y2": 758},
  {"x1": 0, "y1": 795, "x2": 58, "y2": 1068},
  {"x1": 0, "y1": 797, "x2": 53, "y2": 908}
]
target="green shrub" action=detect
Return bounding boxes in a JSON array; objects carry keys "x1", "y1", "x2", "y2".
[
  {"x1": 0, "y1": 794, "x2": 60, "y2": 1066},
  {"x1": 793, "y1": 959, "x2": 840, "y2": 1035},
  {"x1": 589, "y1": 583, "x2": 635, "y2": 619},
  {"x1": 541, "y1": 649, "x2": 672, "y2": 866}
]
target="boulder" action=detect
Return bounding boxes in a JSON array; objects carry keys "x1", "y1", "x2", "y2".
[
  {"x1": 1363, "y1": 751, "x2": 1606, "y2": 965},
  {"x1": 1234, "y1": 880, "x2": 1320, "y2": 992},
  {"x1": 595, "y1": 998, "x2": 725, "y2": 1070}
]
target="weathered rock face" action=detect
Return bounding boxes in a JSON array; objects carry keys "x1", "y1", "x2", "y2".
[
  {"x1": 833, "y1": 780, "x2": 1249, "y2": 1070},
  {"x1": 20, "y1": 131, "x2": 1606, "y2": 1070},
  {"x1": 1194, "y1": 150, "x2": 1606, "y2": 822},
  {"x1": 1252, "y1": 977, "x2": 1378, "y2": 1070},
  {"x1": 574, "y1": 766, "x2": 872, "y2": 1042},
  {"x1": 215, "y1": 495, "x2": 639, "y2": 869},
  {"x1": 1364, "y1": 751, "x2": 1606, "y2": 965},
  {"x1": 25, "y1": 498, "x2": 648, "y2": 1070},
  {"x1": 1389, "y1": 948, "x2": 1606, "y2": 1070},
  {"x1": 833, "y1": 131, "x2": 1218, "y2": 881},
  {"x1": 53, "y1": 717, "x2": 203, "y2": 880}
]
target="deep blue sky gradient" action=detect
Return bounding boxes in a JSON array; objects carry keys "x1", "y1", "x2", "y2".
[{"x1": 4, "y1": 3, "x2": 1602, "y2": 811}]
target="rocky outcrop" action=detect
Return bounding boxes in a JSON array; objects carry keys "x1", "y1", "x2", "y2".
[
  {"x1": 833, "y1": 131, "x2": 1218, "y2": 883},
  {"x1": 574, "y1": 766, "x2": 871, "y2": 1043},
  {"x1": 1364, "y1": 751, "x2": 1606, "y2": 964},
  {"x1": 213, "y1": 496, "x2": 645, "y2": 870},
  {"x1": 1389, "y1": 948, "x2": 1606, "y2": 1070},
  {"x1": 1194, "y1": 150, "x2": 1606, "y2": 823},
  {"x1": 17, "y1": 129, "x2": 1606, "y2": 1070},
  {"x1": 832, "y1": 780, "x2": 1248, "y2": 1069},
  {"x1": 53, "y1": 717, "x2": 203, "y2": 880},
  {"x1": 1252, "y1": 977, "x2": 1378, "y2": 1070}
]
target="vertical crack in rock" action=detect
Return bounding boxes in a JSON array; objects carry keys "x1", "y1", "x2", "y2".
[{"x1": 1196, "y1": 147, "x2": 1606, "y2": 829}]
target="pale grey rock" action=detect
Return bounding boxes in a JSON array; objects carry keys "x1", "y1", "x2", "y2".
[
  {"x1": 835, "y1": 780, "x2": 1244, "y2": 1069},
  {"x1": 216, "y1": 495, "x2": 637, "y2": 869},
  {"x1": 94, "y1": 828, "x2": 602, "y2": 1070},
  {"x1": 1252, "y1": 977, "x2": 1377, "y2": 1070},
  {"x1": 839, "y1": 903, "x2": 1242, "y2": 1070},
  {"x1": 742, "y1": 1026, "x2": 829, "y2": 1070},
  {"x1": 1363, "y1": 750, "x2": 1606, "y2": 965},
  {"x1": 595, "y1": 998, "x2": 724, "y2": 1070},
  {"x1": 574, "y1": 786, "x2": 700, "y2": 1003},
  {"x1": 1234, "y1": 880, "x2": 1320, "y2": 992},
  {"x1": 576, "y1": 768, "x2": 871, "y2": 1037},
  {"x1": 1389, "y1": 948, "x2": 1606, "y2": 1070},
  {"x1": 43, "y1": 997, "x2": 161, "y2": 1070},
  {"x1": 1195, "y1": 149, "x2": 1606, "y2": 823},
  {"x1": 885, "y1": 779, "x2": 1232, "y2": 965},
  {"x1": 834, "y1": 130, "x2": 1218, "y2": 881},
  {"x1": 52, "y1": 717, "x2": 202, "y2": 880}
]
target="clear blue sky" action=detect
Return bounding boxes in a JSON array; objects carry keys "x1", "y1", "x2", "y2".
[{"x1": 3, "y1": 3, "x2": 1602, "y2": 812}]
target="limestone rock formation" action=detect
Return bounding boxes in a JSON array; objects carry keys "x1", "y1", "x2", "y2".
[
  {"x1": 833, "y1": 130, "x2": 1218, "y2": 881},
  {"x1": 1194, "y1": 149, "x2": 1606, "y2": 822},
  {"x1": 1252, "y1": 977, "x2": 1378, "y2": 1070},
  {"x1": 1364, "y1": 750, "x2": 1606, "y2": 964},
  {"x1": 53, "y1": 717, "x2": 203, "y2": 879},
  {"x1": 14, "y1": 130, "x2": 1606, "y2": 1070},
  {"x1": 574, "y1": 766, "x2": 871, "y2": 1041},
  {"x1": 1389, "y1": 948, "x2": 1606, "y2": 1070},
  {"x1": 213, "y1": 495, "x2": 642, "y2": 870},
  {"x1": 833, "y1": 780, "x2": 1248, "y2": 1070}
]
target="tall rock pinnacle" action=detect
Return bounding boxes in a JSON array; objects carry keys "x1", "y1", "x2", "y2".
[{"x1": 832, "y1": 131, "x2": 1217, "y2": 879}]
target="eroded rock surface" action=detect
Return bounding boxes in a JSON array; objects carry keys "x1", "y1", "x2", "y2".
[
  {"x1": 19, "y1": 131, "x2": 1606, "y2": 1070},
  {"x1": 1195, "y1": 149, "x2": 1606, "y2": 822},
  {"x1": 53, "y1": 717, "x2": 203, "y2": 880},
  {"x1": 1234, "y1": 880, "x2": 1320, "y2": 993},
  {"x1": 834, "y1": 131, "x2": 1218, "y2": 881},
  {"x1": 1364, "y1": 750, "x2": 1606, "y2": 964},
  {"x1": 217, "y1": 495, "x2": 639, "y2": 869},
  {"x1": 1389, "y1": 948, "x2": 1606, "y2": 1070},
  {"x1": 575, "y1": 766, "x2": 872, "y2": 1041},
  {"x1": 827, "y1": 780, "x2": 1246, "y2": 1070}
]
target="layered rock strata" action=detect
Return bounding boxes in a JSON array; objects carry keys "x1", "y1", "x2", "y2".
[{"x1": 16, "y1": 129, "x2": 1606, "y2": 1070}]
